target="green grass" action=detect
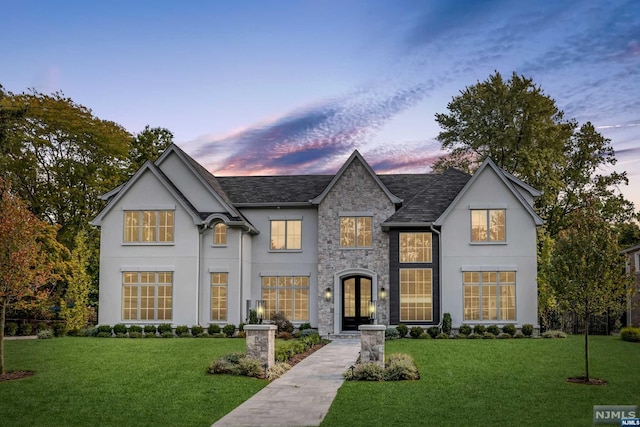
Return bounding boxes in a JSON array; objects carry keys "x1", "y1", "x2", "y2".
[
  {"x1": 323, "y1": 336, "x2": 640, "y2": 427},
  {"x1": 0, "y1": 337, "x2": 266, "y2": 427}
]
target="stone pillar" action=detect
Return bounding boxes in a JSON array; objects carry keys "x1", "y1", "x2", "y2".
[
  {"x1": 244, "y1": 325, "x2": 277, "y2": 369},
  {"x1": 358, "y1": 324, "x2": 386, "y2": 367}
]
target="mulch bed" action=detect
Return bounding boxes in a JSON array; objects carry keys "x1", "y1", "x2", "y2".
[
  {"x1": 566, "y1": 376, "x2": 608, "y2": 385},
  {"x1": 0, "y1": 371, "x2": 35, "y2": 382},
  {"x1": 287, "y1": 342, "x2": 325, "y2": 367}
]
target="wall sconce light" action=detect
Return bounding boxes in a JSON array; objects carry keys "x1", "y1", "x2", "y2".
[
  {"x1": 369, "y1": 299, "x2": 377, "y2": 320},
  {"x1": 255, "y1": 300, "x2": 265, "y2": 322},
  {"x1": 379, "y1": 287, "x2": 387, "y2": 300},
  {"x1": 325, "y1": 287, "x2": 332, "y2": 302}
]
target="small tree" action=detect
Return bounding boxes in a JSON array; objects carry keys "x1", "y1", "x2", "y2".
[
  {"x1": 550, "y1": 200, "x2": 633, "y2": 382},
  {"x1": 0, "y1": 179, "x2": 53, "y2": 374},
  {"x1": 60, "y1": 231, "x2": 91, "y2": 331}
]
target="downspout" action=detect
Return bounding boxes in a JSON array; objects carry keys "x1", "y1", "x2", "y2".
[
  {"x1": 430, "y1": 224, "x2": 443, "y2": 327},
  {"x1": 197, "y1": 224, "x2": 208, "y2": 327},
  {"x1": 239, "y1": 229, "x2": 246, "y2": 323}
]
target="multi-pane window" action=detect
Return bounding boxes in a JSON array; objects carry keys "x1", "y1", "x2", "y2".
[
  {"x1": 471, "y1": 209, "x2": 505, "y2": 242},
  {"x1": 463, "y1": 271, "x2": 515, "y2": 321},
  {"x1": 124, "y1": 211, "x2": 174, "y2": 243},
  {"x1": 270, "y1": 220, "x2": 302, "y2": 250},
  {"x1": 340, "y1": 216, "x2": 372, "y2": 247},
  {"x1": 122, "y1": 272, "x2": 172, "y2": 321},
  {"x1": 261, "y1": 276, "x2": 309, "y2": 321},
  {"x1": 213, "y1": 223, "x2": 227, "y2": 246},
  {"x1": 210, "y1": 273, "x2": 227, "y2": 321},
  {"x1": 400, "y1": 232, "x2": 432, "y2": 263},
  {"x1": 399, "y1": 269, "x2": 432, "y2": 321}
]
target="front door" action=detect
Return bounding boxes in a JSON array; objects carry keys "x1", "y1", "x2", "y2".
[{"x1": 342, "y1": 276, "x2": 372, "y2": 331}]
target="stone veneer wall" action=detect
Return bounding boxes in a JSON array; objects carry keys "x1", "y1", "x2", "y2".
[
  {"x1": 359, "y1": 325, "x2": 386, "y2": 366},
  {"x1": 317, "y1": 158, "x2": 396, "y2": 335},
  {"x1": 244, "y1": 325, "x2": 277, "y2": 368}
]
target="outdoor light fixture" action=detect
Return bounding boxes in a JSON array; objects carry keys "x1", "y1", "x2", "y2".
[
  {"x1": 255, "y1": 300, "x2": 265, "y2": 321},
  {"x1": 325, "y1": 287, "x2": 332, "y2": 302},
  {"x1": 369, "y1": 300, "x2": 377, "y2": 320},
  {"x1": 379, "y1": 287, "x2": 387, "y2": 300}
]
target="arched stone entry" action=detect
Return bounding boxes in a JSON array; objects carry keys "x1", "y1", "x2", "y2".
[{"x1": 332, "y1": 268, "x2": 379, "y2": 334}]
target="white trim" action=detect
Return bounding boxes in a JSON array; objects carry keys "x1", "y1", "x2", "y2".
[
  {"x1": 120, "y1": 266, "x2": 175, "y2": 272},
  {"x1": 208, "y1": 267, "x2": 230, "y2": 273},
  {"x1": 122, "y1": 205, "x2": 176, "y2": 211},
  {"x1": 259, "y1": 272, "x2": 311, "y2": 277},
  {"x1": 468, "y1": 203, "x2": 508, "y2": 209},
  {"x1": 461, "y1": 265, "x2": 518, "y2": 271}
]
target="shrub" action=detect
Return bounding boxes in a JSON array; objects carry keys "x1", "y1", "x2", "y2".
[
  {"x1": 52, "y1": 322, "x2": 67, "y2": 337},
  {"x1": 418, "y1": 333, "x2": 431, "y2": 339},
  {"x1": 248, "y1": 309, "x2": 259, "y2": 325},
  {"x1": 502, "y1": 323, "x2": 517, "y2": 336},
  {"x1": 483, "y1": 332, "x2": 496, "y2": 339},
  {"x1": 79, "y1": 327, "x2": 96, "y2": 337},
  {"x1": 302, "y1": 331, "x2": 320, "y2": 346},
  {"x1": 385, "y1": 353, "x2": 419, "y2": 381},
  {"x1": 497, "y1": 332, "x2": 512, "y2": 339},
  {"x1": 410, "y1": 326, "x2": 424, "y2": 339},
  {"x1": 466, "y1": 333, "x2": 482, "y2": 339},
  {"x1": 522, "y1": 324, "x2": 534, "y2": 337},
  {"x1": 223, "y1": 324, "x2": 236, "y2": 337},
  {"x1": 5, "y1": 322, "x2": 18, "y2": 336},
  {"x1": 160, "y1": 331, "x2": 175, "y2": 338},
  {"x1": 209, "y1": 359, "x2": 239, "y2": 375},
  {"x1": 115, "y1": 332, "x2": 127, "y2": 338},
  {"x1": 542, "y1": 330, "x2": 567, "y2": 338},
  {"x1": 344, "y1": 363, "x2": 386, "y2": 381},
  {"x1": 18, "y1": 323, "x2": 33, "y2": 336},
  {"x1": 298, "y1": 322, "x2": 312, "y2": 331},
  {"x1": 396, "y1": 324, "x2": 409, "y2": 338},
  {"x1": 442, "y1": 313, "x2": 452, "y2": 335},
  {"x1": 436, "y1": 332, "x2": 449, "y2": 339},
  {"x1": 208, "y1": 324, "x2": 221, "y2": 334},
  {"x1": 35, "y1": 322, "x2": 48, "y2": 333},
  {"x1": 486, "y1": 325, "x2": 500, "y2": 336},
  {"x1": 175, "y1": 325, "x2": 190, "y2": 337},
  {"x1": 97, "y1": 325, "x2": 112, "y2": 334},
  {"x1": 238, "y1": 323, "x2": 245, "y2": 332},
  {"x1": 128, "y1": 325, "x2": 143, "y2": 333},
  {"x1": 143, "y1": 325, "x2": 157, "y2": 335},
  {"x1": 196, "y1": 331, "x2": 209, "y2": 338},
  {"x1": 621, "y1": 327, "x2": 640, "y2": 342},
  {"x1": 385, "y1": 327, "x2": 401, "y2": 340},
  {"x1": 473, "y1": 325, "x2": 486, "y2": 335},
  {"x1": 211, "y1": 332, "x2": 226, "y2": 338},
  {"x1": 513, "y1": 332, "x2": 525, "y2": 339},
  {"x1": 238, "y1": 358, "x2": 265, "y2": 378},
  {"x1": 128, "y1": 331, "x2": 143, "y2": 338},
  {"x1": 191, "y1": 325, "x2": 204, "y2": 335},
  {"x1": 271, "y1": 312, "x2": 294, "y2": 334},
  {"x1": 300, "y1": 328, "x2": 319, "y2": 338},
  {"x1": 458, "y1": 324, "x2": 472, "y2": 335},
  {"x1": 113, "y1": 324, "x2": 127, "y2": 334},
  {"x1": 426, "y1": 326, "x2": 439, "y2": 339},
  {"x1": 37, "y1": 329, "x2": 53, "y2": 339},
  {"x1": 96, "y1": 332, "x2": 112, "y2": 338},
  {"x1": 277, "y1": 331, "x2": 293, "y2": 340},
  {"x1": 454, "y1": 333, "x2": 466, "y2": 339},
  {"x1": 157, "y1": 323, "x2": 173, "y2": 334},
  {"x1": 266, "y1": 362, "x2": 292, "y2": 381}
]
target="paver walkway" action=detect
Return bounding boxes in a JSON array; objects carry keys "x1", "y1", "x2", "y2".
[{"x1": 212, "y1": 338, "x2": 360, "y2": 427}]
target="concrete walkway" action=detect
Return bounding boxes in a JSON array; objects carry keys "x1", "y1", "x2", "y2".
[{"x1": 212, "y1": 339, "x2": 360, "y2": 427}]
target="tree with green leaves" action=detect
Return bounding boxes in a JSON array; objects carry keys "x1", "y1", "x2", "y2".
[
  {"x1": 550, "y1": 199, "x2": 633, "y2": 382},
  {"x1": 433, "y1": 71, "x2": 636, "y2": 236},
  {"x1": 60, "y1": 231, "x2": 91, "y2": 331},
  {"x1": 0, "y1": 179, "x2": 54, "y2": 374},
  {"x1": 616, "y1": 221, "x2": 640, "y2": 249},
  {"x1": 127, "y1": 125, "x2": 174, "y2": 176}
]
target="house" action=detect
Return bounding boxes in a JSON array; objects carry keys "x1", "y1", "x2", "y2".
[
  {"x1": 622, "y1": 244, "x2": 640, "y2": 327},
  {"x1": 91, "y1": 144, "x2": 543, "y2": 335}
]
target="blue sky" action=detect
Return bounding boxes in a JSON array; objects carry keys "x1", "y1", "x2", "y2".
[{"x1": 1, "y1": 0, "x2": 639, "y2": 209}]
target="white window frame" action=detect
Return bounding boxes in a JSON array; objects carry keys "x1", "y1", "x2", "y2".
[{"x1": 213, "y1": 222, "x2": 227, "y2": 246}]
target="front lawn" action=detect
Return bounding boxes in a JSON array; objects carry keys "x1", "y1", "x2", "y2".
[
  {"x1": 323, "y1": 336, "x2": 640, "y2": 427},
  {"x1": 0, "y1": 337, "x2": 265, "y2": 427}
]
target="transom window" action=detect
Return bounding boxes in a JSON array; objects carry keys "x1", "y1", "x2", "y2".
[
  {"x1": 340, "y1": 216, "x2": 372, "y2": 247},
  {"x1": 463, "y1": 271, "x2": 515, "y2": 321},
  {"x1": 213, "y1": 223, "x2": 227, "y2": 246},
  {"x1": 211, "y1": 273, "x2": 227, "y2": 321},
  {"x1": 270, "y1": 220, "x2": 301, "y2": 250},
  {"x1": 400, "y1": 269, "x2": 432, "y2": 322},
  {"x1": 261, "y1": 276, "x2": 309, "y2": 321},
  {"x1": 471, "y1": 209, "x2": 505, "y2": 242},
  {"x1": 124, "y1": 210, "x2": 174, "y2": 243},
  {"x1": 122, "y1": 272, "x2": 172, "y2": 321},
  {"x1": 400, "y1": 232, "x2": 432, "y2": 263}
]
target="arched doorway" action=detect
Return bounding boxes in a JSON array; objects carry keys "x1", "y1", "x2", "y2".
[{"x1": 342, "y1": 275, "x2": 372, "y2": 331}]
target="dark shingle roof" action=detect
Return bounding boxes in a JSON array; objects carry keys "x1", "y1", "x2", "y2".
[{"x1": 216, "y1": 176, "x2": 333, "y2": 205}]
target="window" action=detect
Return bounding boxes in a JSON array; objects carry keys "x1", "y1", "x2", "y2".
[
  {"x1": 340, "y1": 216, "x2": 372, "y2": 247},
  {"x1": 211, "y1": 273, "x2": 227, "y2": 321},
  {"x1": 463, "y1": 271, "x2": 515, "y2": 321},
  {"x1": 471, "y1": 209, "x2": 505, "y2": 242},
  {"x1": 400, "y1": 232, "x2": 432, "y2": 263},
  {"x1": 400, "y1": 269, "x2": 432, "y2": 321},
  {"x1": 261, "y1": 276, "x2": 309, "y2": 321},
  {"x1": 213, "y1": 223, "x2": 227, "y2": 246},
  {"x1": 124, "y1": 211, "x2": 174, "y2": 243},
  {"x1": 270, "y1": 220, "x2": 301, "y2": 250},
  {"x1": 122, "y1": 272, "x2": 172, "y2": 321},
  {"x1": 635, "y1": 252, "x2": 640, "y2": 272}
]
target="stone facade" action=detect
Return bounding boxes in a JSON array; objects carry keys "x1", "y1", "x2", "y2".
[
  {"x1": 244, "y1": 325, "x2": 277, "y2": 368},
  {"x1": 317, "y1": 158, "x2": 395, "y2": 335},
  {"x1": 358, "y1": 325, "x2": 386, "y2": 366}
]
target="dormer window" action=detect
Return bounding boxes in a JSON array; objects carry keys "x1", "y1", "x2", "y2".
[{"x1": 213, "y1": 223, "x2": 227, "y2": 246}]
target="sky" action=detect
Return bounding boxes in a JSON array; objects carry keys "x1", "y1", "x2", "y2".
[{"x1": 1, "y1": 0, "x2": 639, "y2": 211}]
